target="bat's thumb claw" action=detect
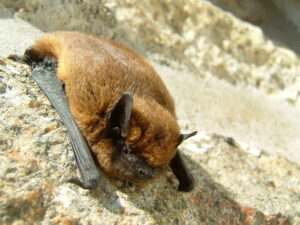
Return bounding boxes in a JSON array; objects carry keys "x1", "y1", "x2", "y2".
[{"x1": 67, "y1": 177, "x2": 99, "y2": 190}]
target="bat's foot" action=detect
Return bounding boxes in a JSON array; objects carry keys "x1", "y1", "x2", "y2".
[
  {"x1": 23, "y1": 47, "x2": 58, "y2": 71},
  {"x1": 68, "y1": 177, "x2": 99, "y2": 190},
  {"x1": 23, "y1": 47, "x2": 44, "y2": 66}
]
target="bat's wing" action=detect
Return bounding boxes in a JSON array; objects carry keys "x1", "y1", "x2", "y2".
[
  {"x1": 170, "y1": 151, "x2": 194, "y2": 192},
  {"x1": 32, "y1": 59, "x2": 101, "y2": 189}
]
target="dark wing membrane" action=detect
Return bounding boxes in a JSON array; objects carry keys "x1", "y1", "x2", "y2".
[
  {"x1": 32, "y1": 64, "x2": 101, "y2": 189},
  {"x1": 170, "y1": 151, "x2": 194, "y2": 192}
]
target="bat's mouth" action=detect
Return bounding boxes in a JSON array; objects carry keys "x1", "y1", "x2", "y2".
[{"x1": 129, "y1": 154, "x2": 157, "y2": 180}]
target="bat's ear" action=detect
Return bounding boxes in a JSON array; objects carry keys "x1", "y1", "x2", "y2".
[
  {"x1": 107, "y1": 92, "x2": 133, "y2": 138},
  {"x1": 177, "y1": 131, "x2": 197, "y2": 146}
]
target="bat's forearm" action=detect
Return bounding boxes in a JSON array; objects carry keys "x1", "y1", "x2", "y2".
[{"x1": 32, "y1": 61, "x2": 101, "y2": 189}]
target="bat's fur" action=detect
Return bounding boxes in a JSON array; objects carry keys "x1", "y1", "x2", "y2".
[{"x1": 28, "y1": 31, "x2": 182, "y2": 183}]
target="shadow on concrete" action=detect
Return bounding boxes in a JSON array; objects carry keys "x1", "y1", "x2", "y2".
[{"x1": 0, "y1": 4, "x2": 13, "y2": 18}]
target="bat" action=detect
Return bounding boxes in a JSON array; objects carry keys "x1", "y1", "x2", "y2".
[{"x1": 24, "y1": 31, "x2": 197, "y2": 192}]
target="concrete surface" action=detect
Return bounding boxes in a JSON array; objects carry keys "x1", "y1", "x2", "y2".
[
  {"x1": 0, "y1": 17, "x2": 42, "y2": 57},
  {"x1": 1, "y1": 1, "x2": 300, "y2": 224}
]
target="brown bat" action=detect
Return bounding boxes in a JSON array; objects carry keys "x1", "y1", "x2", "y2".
[{"x1": 24, "y1": 31, "x2": 197, "y2": 191}]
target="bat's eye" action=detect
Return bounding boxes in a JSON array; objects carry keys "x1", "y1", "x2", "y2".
[{"x1": 121, "y1": 146, "x2": 130, "y2": 154}]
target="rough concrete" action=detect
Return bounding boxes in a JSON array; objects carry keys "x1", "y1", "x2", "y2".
[{"x1": 1, "y1": 0, "x2": 300, "y2": 224}]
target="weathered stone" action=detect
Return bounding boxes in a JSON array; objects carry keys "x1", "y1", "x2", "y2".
[{"x1": 1, "y1": 0, "x2": 300, "y2": 224}]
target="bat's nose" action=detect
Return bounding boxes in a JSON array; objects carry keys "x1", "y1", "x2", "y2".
[{"x1": 138, "y1": 167, "x2": 156, "y2": 179}]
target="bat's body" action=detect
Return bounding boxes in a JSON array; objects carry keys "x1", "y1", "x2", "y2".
[{"x1": 26, "y1": 31, "x2": 196, "y2": 191}]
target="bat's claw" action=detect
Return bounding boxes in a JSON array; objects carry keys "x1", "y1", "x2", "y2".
[
  {"x1": 68, "y1": 177, "x2": 99, "y2": 190},
  {"x1": 7, "y1": 54, "x2": 24, "y2": 63}
]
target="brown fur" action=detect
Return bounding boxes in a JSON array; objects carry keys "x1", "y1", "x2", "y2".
[{"x1": 30, "y1": 31, "x2": 180, "y2": 182}]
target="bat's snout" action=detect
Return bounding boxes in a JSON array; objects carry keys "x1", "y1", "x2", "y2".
[
  {"x1": 128, "y1": 153, "x2": 157, "y2": 181},
  {"x1": 114, "y1": 151, "x2": 157, "y2": 182},
  {"x1": 137, "y1": 167, "x2": 156, "y2": 180}
]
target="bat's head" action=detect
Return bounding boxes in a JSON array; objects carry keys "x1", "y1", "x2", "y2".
[
  {"x1": 98, "y1": 92, "x2": 196, "y2": 183},
  {"x1": 101, "y1": 92, "x2": 157, "y2": 182}
]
